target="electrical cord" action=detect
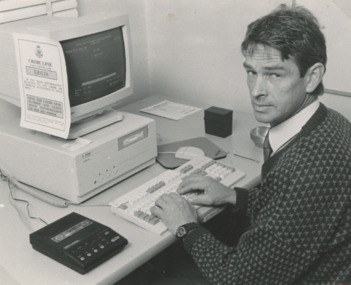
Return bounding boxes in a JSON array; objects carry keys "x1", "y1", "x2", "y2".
[
  {"x1": 7, "y1": 177, "x2": 48, "y2": 225},
  {"x1": 1, "y1": 168, "x2": 110, "y2": 227},
  {"x1": 10, "y1": 177, "x2": 72, "y2": 208}
]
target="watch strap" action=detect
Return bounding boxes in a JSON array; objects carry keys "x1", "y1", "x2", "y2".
[{"x1": 176, "y1": 222, "x2": 200, "y2": 239}]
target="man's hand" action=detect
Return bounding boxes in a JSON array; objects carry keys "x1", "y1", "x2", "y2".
[
  {"x1": 150, "y1": 193, "x2": 198, "y2": 235},
  {"x1": 177, "y1": 175, "x2": 237, "y2": 207}
]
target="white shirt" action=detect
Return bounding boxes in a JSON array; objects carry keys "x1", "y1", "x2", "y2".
[{"x1": 269, "y1": 100, "x2": 320, "y2": 155}]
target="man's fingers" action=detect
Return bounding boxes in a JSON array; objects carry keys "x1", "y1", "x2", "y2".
[
  {"x1": 188, "y1": 194, "x2": 208, "y2": 205},
  {"x1": 150, "y1": 205, "x2": 162, "y2": 218},
  {"x1": 178, "y1": 176, "x2": 208, "y2": 194}
]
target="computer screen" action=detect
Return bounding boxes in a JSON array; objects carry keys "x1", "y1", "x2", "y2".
[
  {"x1": 61, "y1": 27, "x2": 126, "y2": 107},
  {"x1": 0, "y1": 12, "x2": 133, "y2": 138}
]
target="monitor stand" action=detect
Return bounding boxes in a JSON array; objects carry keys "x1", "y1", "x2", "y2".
[{"x1": 67, "y1": 109, "x2": 124, "y2": 139}]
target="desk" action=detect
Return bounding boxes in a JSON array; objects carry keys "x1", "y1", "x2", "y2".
[{"x1": 0, "y1": 95, "x2": 263, "y2": 285}]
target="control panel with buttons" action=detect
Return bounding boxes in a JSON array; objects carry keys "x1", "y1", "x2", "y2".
[{"x1": 30, "y1": 212, "x2": 128, "y2": 274}]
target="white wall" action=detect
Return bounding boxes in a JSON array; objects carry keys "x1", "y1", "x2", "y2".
[
  {"x1": 145, "y1": 0, "x2": 290, "y2": 113},
  {"x1": 145, "y1": 0, "x2": 350, "y2": 118}
]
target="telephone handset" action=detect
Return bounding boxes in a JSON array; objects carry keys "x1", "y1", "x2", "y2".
[{"x1": 30, "y1": 212, "x2": 128, "y2": 274}]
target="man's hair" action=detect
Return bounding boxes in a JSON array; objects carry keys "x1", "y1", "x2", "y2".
[{"x1": 241, "y1": 4, "x2": 327, "y2": 96}]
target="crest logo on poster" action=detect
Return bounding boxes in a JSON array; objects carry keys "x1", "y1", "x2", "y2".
[{"x1": 35, "y1": 45, "x2": 43, "y2": 58}]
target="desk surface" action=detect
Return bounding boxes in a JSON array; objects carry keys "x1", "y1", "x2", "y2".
[{"x1": 0, "y1": 95, "x2": 263, "y2": 285}]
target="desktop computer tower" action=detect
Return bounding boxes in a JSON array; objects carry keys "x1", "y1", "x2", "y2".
[{"x1": 0, "y1": 112, "x2": 157, "y2": 203}]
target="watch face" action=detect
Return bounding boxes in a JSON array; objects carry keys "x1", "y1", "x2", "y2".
[
  {"x1": 176, "y1": 226, "x2": 186, "y2": 238},
  {"x1": 176, "y1": 223, "x2": 199, "y2": 238}
]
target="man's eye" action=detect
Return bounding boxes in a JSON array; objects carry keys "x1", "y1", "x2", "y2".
[
  {"x1": 246, "y1": 70, "x2": 256, "y2": 76},
  {"x1": 269, "y1": 73, "x2": 281, "y2": 79}
]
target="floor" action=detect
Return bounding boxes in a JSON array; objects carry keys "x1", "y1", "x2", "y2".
[{"x1": 115, "y1": 208, "x2": 250, "y2": 285}]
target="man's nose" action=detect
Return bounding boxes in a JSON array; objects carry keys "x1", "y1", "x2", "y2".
[{"x1": 251, "y1": 76, "x2": 267, "y2": 98}]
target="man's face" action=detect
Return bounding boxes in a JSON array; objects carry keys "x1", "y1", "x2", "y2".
[{"x1": 243, "y1": 45, "x2": 309, "y2": 126}]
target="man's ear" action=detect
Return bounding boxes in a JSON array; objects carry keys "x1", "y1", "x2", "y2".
[{"x1": 305, "y1": 63, "x2": 325, "y2": 93}]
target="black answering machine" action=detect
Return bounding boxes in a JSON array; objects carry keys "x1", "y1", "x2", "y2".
[{"x1": 30, "y1": 212, "x2": 128, "y2": 274}]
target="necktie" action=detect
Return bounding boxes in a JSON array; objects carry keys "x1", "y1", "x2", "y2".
[{"x1": 263, "y1": 132, "x2": 272, "y2": 161}]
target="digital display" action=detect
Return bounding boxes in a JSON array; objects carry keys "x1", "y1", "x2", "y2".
[
  {"x1": 60, "y1": 27, "x2": 126, "y2": 107},
  {"x1": 51, "y1": 219, "x2": 93, "y2": 243}
]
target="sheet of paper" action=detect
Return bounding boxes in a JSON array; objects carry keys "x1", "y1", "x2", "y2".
[
  {"x1": 13, "y1": 33, "x2": 71, "y2": 138},
  {"x1": 140, "y1": 100, "x2": 201, "y2": 120}
]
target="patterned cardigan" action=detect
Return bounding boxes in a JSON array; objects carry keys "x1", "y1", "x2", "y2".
[{"x1": 182, "y1": 104, "x2": 351, "y2": 285}]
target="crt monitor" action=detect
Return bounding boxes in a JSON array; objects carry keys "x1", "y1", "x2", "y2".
[{"x1": 0, "y1": 12, "x2": 133, "y2": 138}]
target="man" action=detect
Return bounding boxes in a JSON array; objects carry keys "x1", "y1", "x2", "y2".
[{"x1": 151, "y1": 4, "x2": 351, "y2": 285}]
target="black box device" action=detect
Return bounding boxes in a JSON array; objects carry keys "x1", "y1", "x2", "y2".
[
  {"x1": 29, "y1": 212, "x2": 128, "y2": 274},
  {"x1": 204, "y1": 106, "x2": 233, "y2": 138}
]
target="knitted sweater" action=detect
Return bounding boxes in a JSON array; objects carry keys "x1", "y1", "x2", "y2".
[{"x1": 182, "y1": 104, "x2": 351, "y2": 285}]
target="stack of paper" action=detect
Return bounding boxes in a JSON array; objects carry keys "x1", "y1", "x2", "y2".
[{"x1": 0, "y1": 0, "x2": 78, "y2": 24}]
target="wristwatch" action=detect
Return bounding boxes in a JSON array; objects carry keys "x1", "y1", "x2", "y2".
[{"x1": 176, "y1": 222, "x2": 200, "y2": 239}]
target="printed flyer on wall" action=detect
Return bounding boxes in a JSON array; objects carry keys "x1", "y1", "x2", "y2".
[{"x1": 13, "y1": 33, "x2": 71, "y2": 138}]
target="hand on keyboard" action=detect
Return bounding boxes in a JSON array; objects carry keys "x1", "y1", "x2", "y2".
[
  {"x1": 178, "y1": 175, "x2": 237, "y2": 207},
  {"x1": 150, "y1": 192, "x2": 198, "y2": 235},
  {"x1": 110, "y1": 156, "x2": 245, "y2": 235}
]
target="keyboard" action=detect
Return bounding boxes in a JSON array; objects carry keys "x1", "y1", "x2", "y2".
[{"x1": 110, "y1": 156, "x2": 245, "y2": 235}]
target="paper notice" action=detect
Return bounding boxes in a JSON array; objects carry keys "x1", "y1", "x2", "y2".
[
  {"x1": 13, "y1": 33, "x2": 71, "y2": 138},
  {"x1": 140, "y1": 100, "x2": 201, "y2": 120}
]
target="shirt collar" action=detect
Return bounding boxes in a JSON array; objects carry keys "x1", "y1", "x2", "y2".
[{"x1": 269, "y1": 100, "x2": 320, "y2": 154}]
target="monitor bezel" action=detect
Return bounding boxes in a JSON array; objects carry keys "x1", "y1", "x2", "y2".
[{"x1": 48, "y1": 13, "x2": 133, "y2": 123}]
